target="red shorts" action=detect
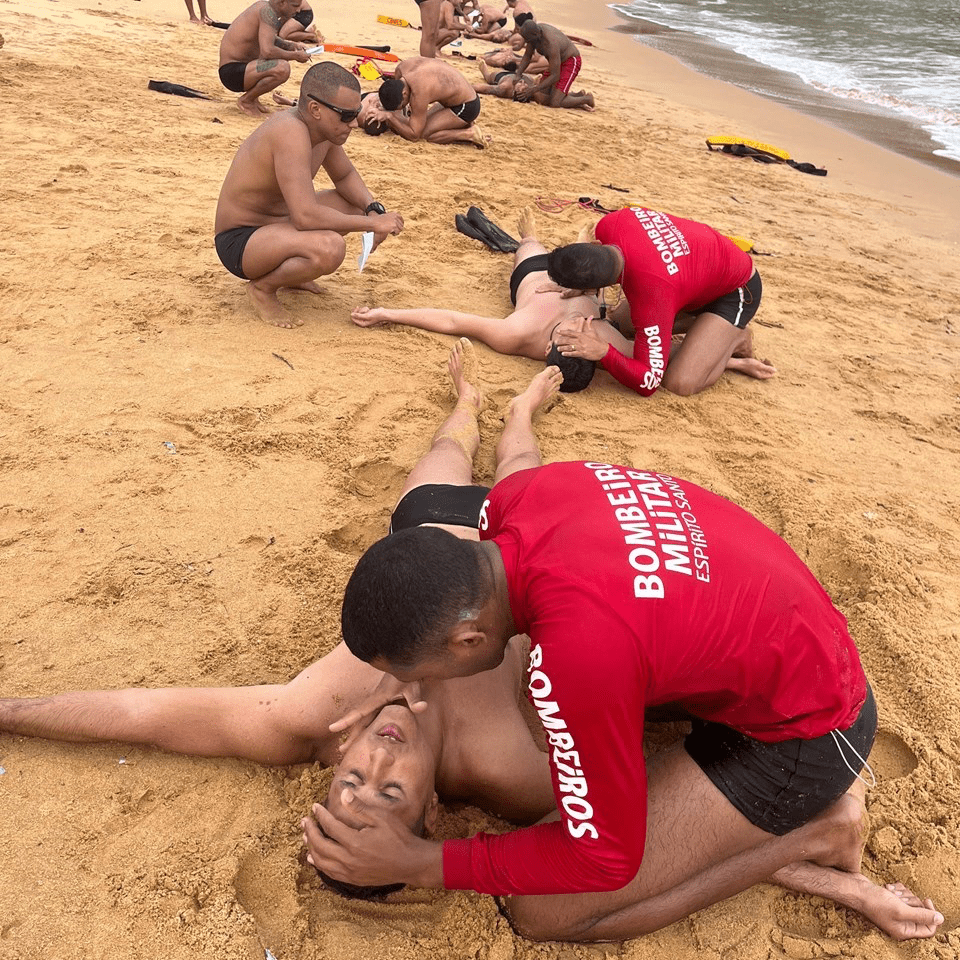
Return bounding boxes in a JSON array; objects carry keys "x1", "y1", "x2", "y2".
[{"x1": 555, "y1": 54, "x2": 581, "y2": 94}]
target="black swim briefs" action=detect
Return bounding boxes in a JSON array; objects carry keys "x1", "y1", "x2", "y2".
[
  {"x1": 449, "y1": 96, "x2": 482, "y2": 125},
  {"x1": 515, "y1": 11, "x2": 533, "y2": 25},
  {"x1": 495, "y1": 16, "x2": 507, "y2": 26},
  {"x1": 698, "y1": 270, "x2": 762, "y2": 329},
  {"x1": 215, "y1": 225, "x2": 260, "y2": 279},
  {"x1": 685, "y1": 684, "x2": 877, "y2": 835},
  {"x1": 509, "y1": 252, "x2": 549, "y2": 305},
  {"x1": 293, "y1": 6, "x2": 314, "y2": 27},
  {"x1": 218, "y1": 61, "x2": 248, "y2": 94},
  {"x1": 390, "y1": 483, "x2": 491, "y2": 534}
]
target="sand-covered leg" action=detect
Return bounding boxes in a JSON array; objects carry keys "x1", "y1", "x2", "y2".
[{"x1": 494, "y1": 366, "x2": 563, "y2": 482}]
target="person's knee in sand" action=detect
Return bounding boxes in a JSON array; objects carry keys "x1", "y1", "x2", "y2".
[
  {"x1": 312, "y1": 462, "x2": 943, "y2": 944},
  {"x1": 500, "y1": 770, "x2": 942, "y2": 944},
  {"x1": 545, "y1": 208, "x2": 776, "y2": 396},
  {"x1": 374, "y1": 58, "x2": 489, "y2": 148},
  {"x1": 218, "y1": 0, "x2": 312, "y2": 116},
  {"x1": 351, "y1": 207, "x2": 599, "y2": 390},
  {"x1": 214, "y1": 62, "x2": 404, "y2": 328}
]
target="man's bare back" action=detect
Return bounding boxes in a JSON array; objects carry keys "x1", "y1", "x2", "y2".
[{"x1": 397, "y1": 56, "x2": 477, "y2": 110}]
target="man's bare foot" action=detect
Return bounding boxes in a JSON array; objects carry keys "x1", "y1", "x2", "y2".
[
  {"x1": 351, "y1": 306, "x2": 392, "y2": 328},
  {"x1": 469, "y1": 126, "x2": 492, "y2": 149},
  {"x1": 727, "y1": 356, "x2": 777, "y2": 379},
  {"x1": 285, "y1": 280, "x2": 322, "y2": 294},
  {"x1": 506, "y1": 365, "x2": 563, "y2": 422},
  {"x1": 448, "y1": 338, "x2": 483, "y2": 409},
  {"x1": 272, "y1": 91, "x2": 298, "y2": 107},
  {"x1": 246, "y1": 282, "x2": 303, "y2": 329},
  {"x1": 517, "y1": 206, "x2": 536, "y2": 241},
  {"x1": 773, "y1": 862, "x2": 944, "y2": 941},
  {"x1": 237, "y1": 96, "x2": 262, "y2": 117}
]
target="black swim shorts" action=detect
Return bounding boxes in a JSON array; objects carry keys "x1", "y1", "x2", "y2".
[
  {"x1": 449, "y1": 96, "x2": 481, "y2": 125},
  {"x1": 509, "y1": 252, "x2": 549, "y2": 305},
  {"x1": 685, "y1": 684, "x2": 877, "y2": 836},
  {"x1": 698, "y1": 270, "x2": 762, "y2": 329},
  {"x1": 218, "y1": 61, "x2": 248, "y2": 94},
  {"x1": 215, "y1": 225, "x2": 260, "y2": 279},
  {"x1": 495, "y1": 16, "x2": 507, "y2": 26},
  {"x1": 293, "y1": 7, "x2": 314, "y2": 27},
  {"x1": 515, "y1": 11, "x2": 533, "y2": 25},
  {"x1": 390, "y1": 483, "x2": 491, "y2": 533}
]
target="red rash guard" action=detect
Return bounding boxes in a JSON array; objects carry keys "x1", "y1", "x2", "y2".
[
  {"x1": 595, "y1": 208, "x2": 754, "y2": 395},
  {"x1": 442, "y1": 462, "x2": 867, "y2": 896}
]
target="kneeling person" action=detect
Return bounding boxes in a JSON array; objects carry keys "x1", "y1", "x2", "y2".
[
  {"x1": 214, "y1": 62, "x2": 404, "y2": 328},
  {"x1": 547, "y1": 206, "x2": 776, "y2": 395},
  {"x1": 375, "y1": 58, "x2": 487, "y2": 148}
]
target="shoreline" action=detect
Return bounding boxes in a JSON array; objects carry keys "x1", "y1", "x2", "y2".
[
  {"x1": 605, "y1": 9, "x2": 960, "y2": 182},
  {"x1": 543, "y1": 0, "x2": 960, "y2": 244}
]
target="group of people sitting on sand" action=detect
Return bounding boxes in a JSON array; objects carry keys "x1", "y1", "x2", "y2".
[{"x1": 214, "y1": 0, "x2": 594, "y2": 120}]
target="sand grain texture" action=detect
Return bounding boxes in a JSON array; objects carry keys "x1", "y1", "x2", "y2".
[{"x1": 1, "y1": 0, "x2": 959, "y2": 957}]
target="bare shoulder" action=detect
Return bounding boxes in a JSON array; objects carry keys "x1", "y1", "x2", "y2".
[
  {"x1": 262, "y1": 110, "x2": 312, "y2": 150},
  {"x1": 257, "y1": 0, "x2": 281, "y2": 27}
]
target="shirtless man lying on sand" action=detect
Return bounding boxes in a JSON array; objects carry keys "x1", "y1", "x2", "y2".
[
  {"x1": 0, "y1": 346, "x2": 942, "y2": 942},
  {"x1": 0, "y1": 344, "x2": 564, "y2": 889},
  {"x1": 473, "y1": 61, "x2": 539, "y2": 100},
  {"x1": 374, "y1": 58, "x2": 488, "y2": 147},
  {"x1": 353, "y1": 208, "x2": 603, "y2": 390},
  {"x1": 219, "y1": 0, "x2": 312, "y2": 116},
  {"x1": 215, "y1": 62, "x2": 404, "y2": 329}
]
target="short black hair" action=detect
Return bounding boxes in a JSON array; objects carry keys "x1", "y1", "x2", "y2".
[
  {"x1": 300, "y1": 61, "x2": 360, "y2": 102},
  {"x1": 378, "y1": 77, "x2": 405, "y2": 111},
  {"x1": 316, "y1": 811, "x2": 425, "y2": 901},
  {"x1": 546, "y1": 243, "x2": 620, "y2": 291},
  {"x1": 318, "y1": 871, "x2": 406, "y2": 901},
  {"x1": 341, "y1": 527, "x2": 488, "y2": 667},
  {"x1": 546, "y1": 342, "x2": 596, "y2": 392},
  {"x1": 519, "y1": 19, "x2": 540, "y2": 41}
]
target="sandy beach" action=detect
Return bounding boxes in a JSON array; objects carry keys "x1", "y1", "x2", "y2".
[{"x1": 1, "y1": 0, "x2": 959, "y2": 957}]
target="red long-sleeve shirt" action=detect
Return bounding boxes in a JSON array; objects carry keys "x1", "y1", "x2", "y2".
[
  {"x1": 442, "y1": 462, "x2": 866, "y2": 895},
  {"x1": 595, "y1": 208, "x2": 754, "y2": 395}
]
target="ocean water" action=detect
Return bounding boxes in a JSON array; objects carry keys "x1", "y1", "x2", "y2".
[{"x1": 609, "y1": 0, "x2": 960, "y2": 174}]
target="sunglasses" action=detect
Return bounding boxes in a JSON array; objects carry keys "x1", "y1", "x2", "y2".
[{"x1": 307, "y1": 94, "x2": 361, "y2": 124}]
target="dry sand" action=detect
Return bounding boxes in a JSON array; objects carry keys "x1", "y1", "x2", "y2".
[{"x1": 1, "y1": 0, "x2": 959, "y2": 957}]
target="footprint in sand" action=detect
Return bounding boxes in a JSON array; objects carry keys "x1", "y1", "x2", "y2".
[{"x1": 870, "y1": 729, "x2": 918, "y2": 781}]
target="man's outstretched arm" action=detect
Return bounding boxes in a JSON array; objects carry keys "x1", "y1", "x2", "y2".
[{"x1": 0, "y1": 683, "x2": 321, "y2": 765}]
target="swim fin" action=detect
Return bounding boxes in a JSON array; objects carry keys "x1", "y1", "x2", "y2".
[
  {"x1": 465, "y1": 207, "x2": 520, "y2": 253},
  {"x1": 456, "y1": 214, "x2": 500, "y2": 251}
]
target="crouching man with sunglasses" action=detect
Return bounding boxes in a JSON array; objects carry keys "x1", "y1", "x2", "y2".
[{"x1": 215, "y1": 62, "x2": 404, "y2": 329}]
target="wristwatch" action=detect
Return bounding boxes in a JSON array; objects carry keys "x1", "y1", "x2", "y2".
[{"x1": 365, "y1": 201, "x2": 386, "y2": 215}]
